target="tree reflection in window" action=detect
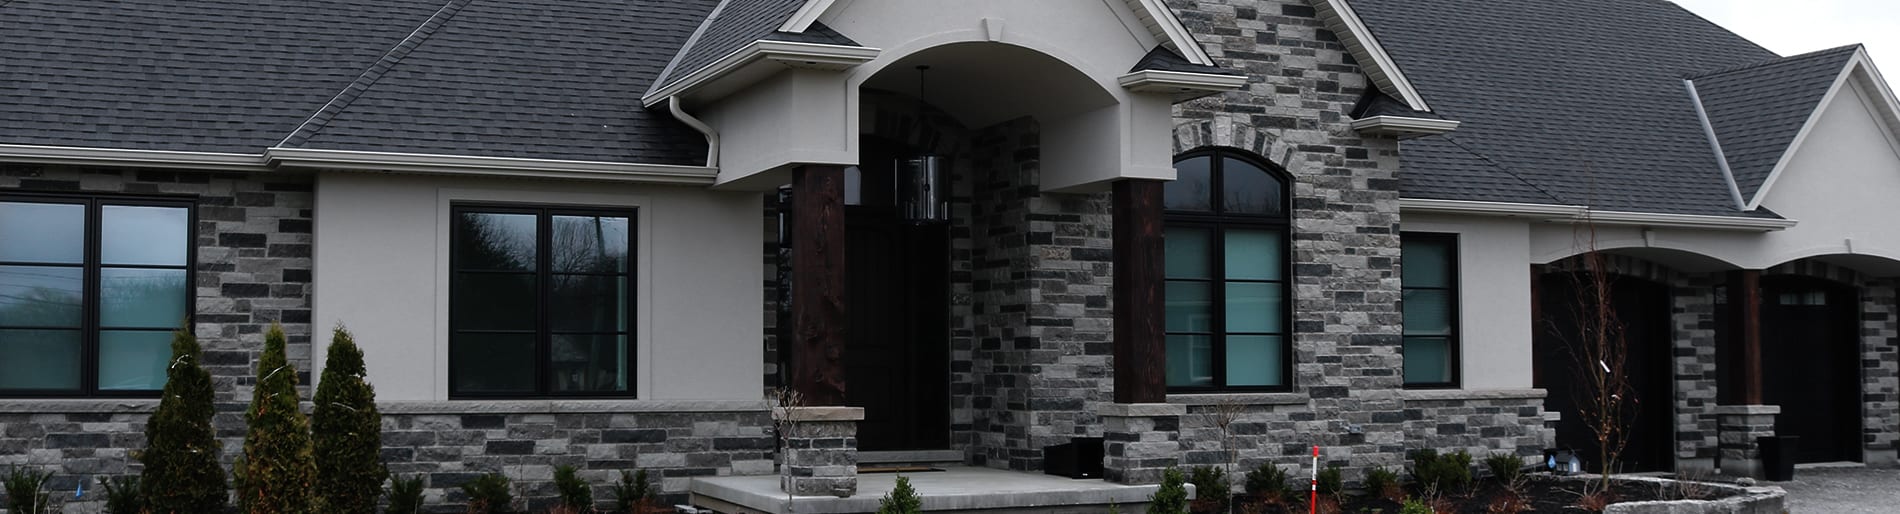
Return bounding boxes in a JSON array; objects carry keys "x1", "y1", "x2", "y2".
[{"x1": 1163, "y1": 149, "x2": 1293, "y2": 391}]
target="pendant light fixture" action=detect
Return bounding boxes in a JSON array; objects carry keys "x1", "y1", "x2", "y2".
[{"x1": 895, "y1": 65, "x2": 950, "y2": 225}]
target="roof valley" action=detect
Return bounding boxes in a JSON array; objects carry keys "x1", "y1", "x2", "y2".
[{"x1": 278, "y1": 0, "x2": 476, "y2": 149}]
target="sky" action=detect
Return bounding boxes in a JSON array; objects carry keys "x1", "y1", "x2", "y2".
[{"x1": 1670, "y1": 0, "x2": 1900, "y2": 84}]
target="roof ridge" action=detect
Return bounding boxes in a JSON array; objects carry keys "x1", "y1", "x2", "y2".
[
  {"x1": 1687, "y1": 44, "x2": 1861, "y2": 80},
  {"x1": 1436, "y1": 135, "x2": 1569, "y2": 206},
  {"x1": 277, "y1": 0, "x2": 475, "y2": 148}
]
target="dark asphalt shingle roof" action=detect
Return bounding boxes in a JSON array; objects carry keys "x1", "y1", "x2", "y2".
[
  {"x1": 1349, "y1": 0, "x2": 1844, "y2": 216},
  {"x1": 647, "y1": 0, "x2": 843, "y2": 96},
  {"x1": 1352, "y1": 92, "x2": 1441, "y2": 120},
  {"x1": 1691, "y1": 45, "x2": 1860, "y2": 202},
  {"x1": 1, "y1": 0, "x2": 719, "y2": 164},
  {"x1": 1130, "y1": 47, "x2": 1242, "y2": 76}
]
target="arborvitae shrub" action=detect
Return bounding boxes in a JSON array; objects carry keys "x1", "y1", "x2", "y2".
[
  {"x1": 4, "y1": 465, "x2": 52, "y2": 514},
  {"x1": 312, "y1": 327, "x2": 386, "y2": 514},
  {"x1": 462, "y1": 473, "x2": 514, "y2": 514},
  {"x1": 1147, "y1": 468, "x2": 1190, "y2": 514},
  {"x1": 139, "y1": 327, "x2": 229, "y2": 514},
  {"x1": 1408, "y1": 449, "x2": 1473, "y2": 492},
  {"x1": 611, "y1": 469, "x2": 652, "y2": 514},
  {"x1": 554, "y1": 465, "x2": 593, "y2": 511},
  {"x1": 1364, "y1": 467, "x2": 1403, "y2": 501},
  {"x1": 875, "y1": 475, "x2": 922, "y2": 514},
  {"x1": 386, "y1": 475, "x2": 426, "y2": 514},
  {"x1": 1243, "y1": 462, "x2": 1292, "y2": 500},
  {"x1": 235, "y1": 323, "x2": 318, "y2": 514},
  {"x1": 1485, "y1": 453, "x2": 1526, "y2": 484},
  {"x1": 99, "y1": 476, "x2": 144, "y2": 514},
  {"x1": 1316, "y1": 465, "x2": 1344, "y2": 497},
  {"x1": 1187, "y1": 466, "x2": 1230, "y2": 512}
]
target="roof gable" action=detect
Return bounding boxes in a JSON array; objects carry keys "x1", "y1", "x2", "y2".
[
  {"x1": 1687, "y1": 45, "x2": 1860, "y2": 209},
  {"x1": 1312, "y1": 0, "x2": 1431, "y2": 111}
]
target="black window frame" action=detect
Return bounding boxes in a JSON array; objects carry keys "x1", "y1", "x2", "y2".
[
  {"x1": 448, "y1": 203, "x2": 639, "y2": 399},
  {"x1": 1400, "y1": 232, "x2": 1462, "y2": 389},
  {"x1": 1164, "y1": 148, "x2": 1295, "y2": 393},
  {"x1": 0, "y1": 192, "x2": 198, "y2": 399}
]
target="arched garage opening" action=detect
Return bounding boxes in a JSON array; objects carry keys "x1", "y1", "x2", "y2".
[
  {"x1": 1756, "y1": 274, "x2": 1864, "y2": 463},
  {"x1": 1535, "y1": 270, "x2": 1676, "y2": 473}
]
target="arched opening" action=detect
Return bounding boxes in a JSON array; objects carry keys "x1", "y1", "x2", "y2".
[
  {"x1": 1534, "y1": 270, "x2": 1676, "y2": 472},
  {"x1": 1757, "y1": 274, "x2": 1863, "y2": 463}
]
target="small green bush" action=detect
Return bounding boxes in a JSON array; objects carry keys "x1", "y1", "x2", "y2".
[
  {"x1": 4, "y1": 465, "x2": 52, "y2": 514},
  {"x1": 462, "y1": 473, "x2": 514, "y2": 514},
  {"x1": 1187, "y1": 466, "x2": 1230, "y2": 511},
  {"x1": 1399, "y1": 498, "x2": 1435, "y2": 514},
  {"x1": 1316, "y1": 465, "x2": 1344, "y2": 496},
  {"x1": 1243, "y1": 462, "x2": 1292, "y2": 500},
  {"x1": 1363, "y1": 467, "x2": 1401, "y2": 498},
  {"x1": 1407, "y1": 449, "x2": 1472, "y2": 492},
  {"x1": 876, "y1": 475, "x2": 923, "y2": 514},
  {"x1": 385, "y1": 475, "x2": 425, "y2": 514},
  {"x1": 1485, "y1": 453, "x2": 1525, "y2": 484},
  {"x1": 553, "y1": 465, "x2": 593, "y2": 511},
  {"x1": 611, "y1": 469, "x2": 652, "y2": 513},
  {"x1": 1147, "y1": 468, "x2": 1190, "y2": 514},
  {"x1": 99, "y1": 476, "x2": 144, "y2": 514}
]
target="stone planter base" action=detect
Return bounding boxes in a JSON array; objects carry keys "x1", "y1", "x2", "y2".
[
  {"x1": 1715, "y1": 405, "x2": 1781, "y2": 479},
  {"x1": 1098, "y1": 403, "x2": 1186, "y2": 485},
  {"x1": 775, "y1": 406, "x2": 865, "y2": 497}
]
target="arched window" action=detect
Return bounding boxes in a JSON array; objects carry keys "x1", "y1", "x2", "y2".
[{"x1": 1164, "y1": 148, "x2": 1292, "y2": 391}]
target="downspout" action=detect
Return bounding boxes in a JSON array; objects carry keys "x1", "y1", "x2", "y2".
[
  {"x1": 1684, "y1": 79, "x2": 1749, "y2": 210},
  {"x1": 668, "y1": 96, "x2": 720, "y2": 168}
]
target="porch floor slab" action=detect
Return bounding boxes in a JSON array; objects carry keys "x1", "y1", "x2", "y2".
[{"x1": 690, "y1": 466, "x2": 1166, "y2": 514}]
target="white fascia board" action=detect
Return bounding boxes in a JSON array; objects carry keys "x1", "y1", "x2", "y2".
[
  {"x1": 1128, "y1": 0, "x2": 1214, "y2": 66},
  {"x1": 1400, "y1": 198, "x2": 1796, "y2": 231},
  {"x1": 640, "y1": 40, "x2": 880, "y2": 108},
  {"x1": 1745, "y1": 50, "x2": 1864, "y2": 211},
  {"x1": 1349, "y1": 115, "x2": 1461, "y2": 136},
  {"x1": 777, "y1": 0, "x2": 836, "y2": 33},
  {"x1": 1118, "y1": 70, "x2": 1248, "y2": 95},
  {"x1": 264, "y1": 148, "x2": 719, "y2": 185},
  {"x1": 0, "y1": 144, "x2": 269, "y2": 171},
  {"x1": 1312, "y1": 0, "x2": 1430, "y2": 111}
]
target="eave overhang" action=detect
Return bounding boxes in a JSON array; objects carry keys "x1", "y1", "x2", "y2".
[
  {"x1": 264, "y1": 148, "x2": 718, "y2": 185},
  {"x1": 0, "y1": 144, "x2": 270, "y2": 172},
  {"x1": 1117, "y1": 70, "x2": 1249, "y2": 101},
  {"x1": 1400, "y1": 198, "x2": 1798, "y2": 232},
  {"x1": 641, "y1": 40, "x2": 881, "y2": 108},
  {"x1": 1350, "y1": 116, "x2": 1461, "y2": 136}
]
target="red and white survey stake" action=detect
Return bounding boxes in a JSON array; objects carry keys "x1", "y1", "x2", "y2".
[{"x1": 1309, "y1": 445, "x2": 1319, "y2": 514}]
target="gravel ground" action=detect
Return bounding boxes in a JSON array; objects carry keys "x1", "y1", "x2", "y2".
[{"x1": 1775, "y1": 467, "x2": 1900, "y2": 513}]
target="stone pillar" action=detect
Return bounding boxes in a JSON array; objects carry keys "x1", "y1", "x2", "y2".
[
  {"x1": 1100, "y1": 403, "x2": 1185, "y2": 485},
  {"x1": 777, "y1": 406, "x2": 864, "y2": 497},
  {"x1": 1715, "y1": 405, "x2": 1780, "y2": 479}
]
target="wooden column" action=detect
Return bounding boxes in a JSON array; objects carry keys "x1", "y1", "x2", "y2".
[
  {"x1": 1113, "y1": 179, "x2": 1166, "y2": 404},
  {"x1": 1529, "y1": 264, "x2": 1546, "y2": 386},
  {"x1": 791, "y1": 165, "x2": 848, "y2": 406},
  {"x1": 1723, "y1": 270, "x2": 1764, "y2": 405}
]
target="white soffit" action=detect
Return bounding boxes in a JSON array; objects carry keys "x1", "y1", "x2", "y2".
[
  {"x1": 1400, "y1": 198, "x2": 1797, "y2": 231},
  {"x1": 1118, "y1": 70, "x2": 1249, "y2": 99},
  {"x1": 1349, "y1": 116, "x2": 1460, "y2": 136},
  {"x1": 1311, "y1": 0, "x2": 1431, "y2": 111},
  {"x1": 1748, "y1": 48, "x2": 1900, "y2": 210}
]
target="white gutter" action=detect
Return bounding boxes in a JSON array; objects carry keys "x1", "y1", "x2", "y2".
[
  {"x1": 1349, "y1": 116, "x2": 1461, "y2": 136},
  {"x1": 264, "y1": 148, "x2": 718, "y2": 185},
  {"x1": 668, "y1": 97, "x2": 720, "y2": 167},
  {"x1": 0, "y1": 144, "x2": 269, "y2": 171},
  {"x1": 1117, "y1": 70, "x2": 1250, "y2": 96},
  {"x1": 1400, "y1": 198, "x2": 1797, "y2": 231},
  {"x1": 1683, "y1": 79, "x2": 1749, "y2": 210},
  {"x1": 640, "y1": 40, "x2": 881, "y2": 108}
]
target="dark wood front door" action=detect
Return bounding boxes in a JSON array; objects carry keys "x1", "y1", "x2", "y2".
[
  {"x1": 1535, "y1": 272, "x2": 1675, "y2": 473},
  {"x1": 843, "y1": 206, "x2": 951, "y2": 451},
  {"x1": 1761, "y1": 276, "x2": 1862, "y2": 463}
]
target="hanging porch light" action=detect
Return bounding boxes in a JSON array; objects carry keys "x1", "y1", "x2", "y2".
[{"x1": 896, "y1": 65, "x2": 950, "y2": 225}]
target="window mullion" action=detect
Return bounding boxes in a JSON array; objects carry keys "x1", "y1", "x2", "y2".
[
  {"x1": 83, "y1": 200, "x2": 101, "y2": 396},
  {"x1": 537, "y1": 209, "x2": 553, "y2": 396},
  {"x1": 1211, "y1": 223, "x2": 1227, "y2": 389}
]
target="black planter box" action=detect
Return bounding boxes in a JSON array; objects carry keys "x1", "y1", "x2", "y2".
[
  {"x1": 1759, "y1": 435, "x2": 1798, "y2": 482},
  {"x1": 1044, "y1": 437, "x2": 1105, "y2": 479}
]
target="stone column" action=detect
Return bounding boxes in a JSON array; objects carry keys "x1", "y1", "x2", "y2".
[
  {"x1": 1715, "y1": 405, "x2": 1780, "y2": 479},
  {"x1": 1100, "y1": 403, "x2": 1185, "y2": 485},
  {"x1": 777, "y1": 406, "x2": 864, "y2": 497}
]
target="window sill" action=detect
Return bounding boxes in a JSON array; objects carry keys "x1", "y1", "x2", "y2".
[
  {"x1": 1167, "y1": 392, "x2": 1308, "y2": 407},
  {"x1": 0, "y1": 399, "x2": 159, "y2": 413},
  {"x1": 1401, "y1": 388, "x2": 1546, "y2": 402},
  {"x1": 378, "y1": 399, "x2": 772, "y2": 414}
]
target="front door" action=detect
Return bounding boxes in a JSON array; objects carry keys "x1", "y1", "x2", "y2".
[
  {"x1": 843, "y1": 207, "x2": 950, "y2": 451},
  {"x1": 1536, "y1": 272, "x2": 1676, "y2": 473},
  {"x1": 1761, "y1": 276, "x2": 1862, "y2": 463}
]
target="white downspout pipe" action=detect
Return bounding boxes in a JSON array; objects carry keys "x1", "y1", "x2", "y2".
[{"x1": 668, "y1": 96, "x2": 720, "y2": 168}]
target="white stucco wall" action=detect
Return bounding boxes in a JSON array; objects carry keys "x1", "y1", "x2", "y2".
[
  {"x1": 1402, "y1": 214, "x2": 1536, "y2": 390},
  {"x1": 311, "y1": 172, "x2": 763, "y2": 401}
]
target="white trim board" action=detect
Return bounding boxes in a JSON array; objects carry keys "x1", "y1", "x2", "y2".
[
  {"x1": 265, "y1": 148, "x2": 719, "y2": 185},
  {"x1": 1349, "y1": 115, "x2": 1460, "y2": 136},
  {"x1": 1311, "y1": 0, "x2": 1431, "y2": 112},
  {"x1": 777, "y1": 0, "x2": 1212, "y2": 65},
  {"x1": 1748, "y1": 48, "x2": 1900, "y2": 210},
  {"x1": 639, "y1": 40, "x2": 881, "y2": 107},
  {"x1": 1400, "y1": 198, "x2": 1798, "y2": 231},
  {"x1": 0, "y1": 144, "x2": 269, "y2": 171}
]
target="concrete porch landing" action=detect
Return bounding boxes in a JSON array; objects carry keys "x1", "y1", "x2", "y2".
[{"x1": 689, "y1": 466, "x2": 1169, "y2": 514}]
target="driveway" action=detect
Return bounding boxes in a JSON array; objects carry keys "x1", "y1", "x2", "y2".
[{"x1": 1775, "y1": 466, "x2": 1900, "y2": 513}]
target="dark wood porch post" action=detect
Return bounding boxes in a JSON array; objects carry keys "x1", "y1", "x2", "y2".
[
  {"x1": 1530, "y1": 264, "x2": 1546, "y2": 386},
  {"x1": 791, "y1": 165, "x2": 848, "y2": 406},
  {"x1": 1113, "y1": 179, "x2": 1166, "y2": 404},
  {"x1": 1724, "y1": 270, "x2": 1764, "y2": 405}
]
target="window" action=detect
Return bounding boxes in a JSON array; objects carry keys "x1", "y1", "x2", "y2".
[
  {"x1": 1401, "y1": 233, "x2": 1459, "y2": 388},
  {"x1": 450, "y1": 206, "x2": 635, "y2": 398},
  {"x1": 1164, "y1": 149, "x2": 1292, "y2": 391},
  {"x1": 0, "y1": 196, "x2": 193, "y2": 397}
]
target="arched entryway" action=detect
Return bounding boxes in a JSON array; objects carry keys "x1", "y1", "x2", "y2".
[
  {"x1": 1760, "y1": 275, "x2": 1863, "y2": 463},
  {"x1": 1535, "y1": 271, "x2": 1676, "y2": 472}
]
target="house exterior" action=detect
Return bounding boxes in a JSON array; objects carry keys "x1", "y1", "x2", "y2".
[{"x1": 0, "y1": 0, "x2": 1893, "y2": 511}]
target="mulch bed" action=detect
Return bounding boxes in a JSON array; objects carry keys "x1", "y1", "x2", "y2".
[{"x1": 1191, "y1": 475, "x2": 1738, "y2": 514}]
